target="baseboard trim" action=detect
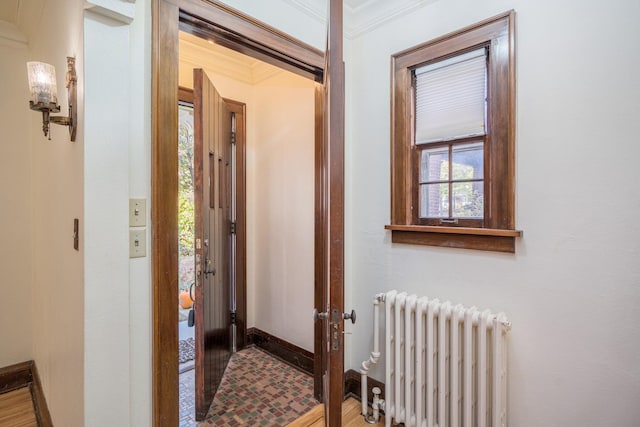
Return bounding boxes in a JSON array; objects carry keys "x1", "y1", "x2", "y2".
[
  {"x1": 343, "y1": 369, "x2": 385, "y2": 407},
  {"x1": 0, "y1": 360, "x2": 53, "y2": 427},
  {"x1": 246, "y1": 328, "x2": 314, "y2": 376}
]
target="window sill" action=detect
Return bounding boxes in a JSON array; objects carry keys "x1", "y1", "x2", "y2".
[{"x1": 384, "y1": 225, "x2": 522, "y2": 253}]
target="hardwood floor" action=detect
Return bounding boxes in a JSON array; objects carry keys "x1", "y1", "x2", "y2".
[
  {"x1": 0, "y1": 387, "x2": 37, "y2": 427},
  {"x1": 288, "y1": 397, "x2": 385, "y2": 427}
]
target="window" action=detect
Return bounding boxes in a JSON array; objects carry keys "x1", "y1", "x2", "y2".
[
  {"x1": 386, "y1": 11, "x2": 521, "y2": 252},
  {"x1": 415, "y1": 48, "x2": 487, "y2": 227}
]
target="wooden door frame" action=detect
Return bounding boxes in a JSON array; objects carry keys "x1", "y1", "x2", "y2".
[
  {"x1": 152, "y1": 0, "x2": 338, "y2": 425},
  {"x1": 324, "y1": 1, "x2": 346, "y2": 425}
]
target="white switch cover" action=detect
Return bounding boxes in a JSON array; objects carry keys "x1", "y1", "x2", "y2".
[
  {"x1": 129, "y1": 198, "x2": 146, "y2": 227},
  {"x1": 130, "y1": 229, "x2": 146, "y2": 258}
]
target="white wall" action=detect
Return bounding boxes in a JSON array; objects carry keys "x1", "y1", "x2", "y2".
[
  {"x1": 217, "y1": 0, "x2": 325, "y2": 50},
  {"x1": 251, "y1": 73, "x2": 316, "y2": 351},
  {"x1": 345, "y1": 1, "x2": 640, "y2": 426},
  {"x1": 128, "y1": 1, "x2": 153, "y2": 425},
  {"x1": 0, "y1": 22, "x2": 33, "y2": 369},
  {"x1": 23, "y1": 1, "x2": 85, "y2": 425},
  {"x1": 83, "y1": 1, "x2": 151, "y2": 426},
  {"x1": 84, "y1": 8, "x2": 132, "y2": 426}
]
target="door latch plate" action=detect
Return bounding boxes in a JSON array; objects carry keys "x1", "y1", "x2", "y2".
[{"x1": 331, "y1": 309, "x2": 340, "y2": 351}]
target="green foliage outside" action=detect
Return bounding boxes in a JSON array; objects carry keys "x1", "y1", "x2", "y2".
[
  {"x1": 441, "y1": 161, "x2": 483, "y2": 218},
  {"x1": 428, "y1": 158, "x2": 483, "y2": 218},
  {"x1": 178, "y1": 106, "x2": 195, "y2": 292}
]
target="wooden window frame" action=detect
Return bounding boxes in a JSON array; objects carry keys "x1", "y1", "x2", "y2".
[{"x1": 386, "y1": 11, "x2": 522, "y2": 253}]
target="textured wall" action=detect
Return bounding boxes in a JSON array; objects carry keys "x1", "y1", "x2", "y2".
[
  {"x1": 250, "y1": 73, "x2": 316, "y2": 351},
  {"x1": 344, "y1": 1, "x2": 640, "y2": 426},
  {"x1": 25, "y1": 1, "x2": 85, "y2": 426},
  {"x1": 0, "y1": 24, "x2": 33, "y2": 370}
]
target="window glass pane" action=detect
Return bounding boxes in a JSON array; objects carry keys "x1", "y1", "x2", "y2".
[
  {"x1": 452, "y1": 181, "x2": 484, "y2": 218},
  {"x1": 420, "y1": 183, "x2": 449, "y2": 218},
  {"x1": 415, "y1": 48, "x2": 487, "y2": 144},
  {"x1": 420, "y1": 147, "x2": 449, "y2": 182},
  {"x1": 452, "y1": 142, "x2": 483, "y2": 180}
]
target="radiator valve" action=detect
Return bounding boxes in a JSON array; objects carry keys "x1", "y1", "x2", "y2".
[{"x1": 364, "y1": 387, "x2": 384, "y2": 424}]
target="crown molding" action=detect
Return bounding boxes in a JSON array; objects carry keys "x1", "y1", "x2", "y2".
[
  {"x1": 180, "y1": 55, "x2": 253, "y2": 85},
  {"x1": 280, "y1": 0, "x2": 438, "y2": 39},
  {"x1": 251, "y1": 62, "x2": 283, "y2": 84},
  {"x1": 346, "y1": 0, "x2": 438, "y2": 38},
  {"x1": 0, "y1": 19, "x2": 27, "y2": 48},
  {"x1": 84, "y1": 0, "x2": 135, "y2": 24},
  {"x1": 0, "y1": 0, "x2": 19, "y2": 26},
  {"x1": 281, "y1": 0, "x2": 326, "y2": 22},
  {"x1": 180, "y1": 35, "x2": 284, "y2": 85}
]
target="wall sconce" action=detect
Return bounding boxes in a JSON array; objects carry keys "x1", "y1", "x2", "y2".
[{"x1": 27, "y1": 57, "x2": 77, "y2": 141}]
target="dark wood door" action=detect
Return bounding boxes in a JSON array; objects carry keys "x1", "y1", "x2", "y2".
[
  {"x1": 193, "y1": 68, "x2": 233, "y2": 421},
  {"x1": 322, "y1": 0, "x2": 345, "y2": 425}
]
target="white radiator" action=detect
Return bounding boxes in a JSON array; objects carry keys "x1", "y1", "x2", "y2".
[{"x1": 382, "y1": 290, "x2": 510, "y2": 427}]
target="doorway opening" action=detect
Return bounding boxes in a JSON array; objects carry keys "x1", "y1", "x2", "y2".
[
  {"x1": 151, "y1": 1, "x2": 347, "y2": 425},
  {"x1": 176, "y1": 30, "x2": 320, "y2": 425},
  {"x1": 177, "y1": 94, "x2": 196, "y2": 375}
]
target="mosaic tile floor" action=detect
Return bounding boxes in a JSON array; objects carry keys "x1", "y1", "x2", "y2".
[
  {"x1": 180, "y1": 368, "x2": 196, "y2": 426},
  {"x1": 180, "y1": 346, "x2": 318, "y2": 426},
  {"x1": 179, "y1": 338, "x2": 195, "y2": 363}
]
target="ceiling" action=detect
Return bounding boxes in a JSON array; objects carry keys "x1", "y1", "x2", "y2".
[
  {"x1": 288, "y1": 0, "x2": 380, "y2": 12},
  {"x1": 0, "y1": 0, "x2": 423, "y2": 23},
  {"x1": 0, "y1": 0, "x2": 44, "y2": 42},
  {"x1": 179, "y1": 31, "x2": 286, "y2": 86},
  {"x1": 1, "y1": 0, "x2": 433, "y2": 42},
  {"x1": 0, "y1": 0, "x2": 20, "y2": 24},
  {"x1": 0, "y1": 0, "x2": 395, "y2": 21},
  {"x1": 284, "y1": 0, "x2": 435, "y2": 37},
  {"x1": 344, "y1": 0, "x2": 375, "y2": 9}
]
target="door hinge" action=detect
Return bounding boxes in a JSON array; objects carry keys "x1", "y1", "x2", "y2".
[
  {"x1": 231, "y1": 130, "x2": 236, "y2": 145},
  {"x1": 230, "y1": 221, "x2": 236, "y2": 234},
  {"x1": 230, "y1": 312, "x2": 236, "y2": 325}
]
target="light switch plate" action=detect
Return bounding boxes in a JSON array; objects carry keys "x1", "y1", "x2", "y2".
[
  {"x1": 129, "y1": 198, "x2": 146, "y2": 227},
  {"x1": 130, "y1": 229, "x2": 146, "y2": 258}
]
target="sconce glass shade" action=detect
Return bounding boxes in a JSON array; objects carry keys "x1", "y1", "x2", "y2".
[
  {"x1": 27, "y1": 61, "x2": 59, "y2": 109},
  {"x1": 27, "y1": 57, "x2": 76, "y2": 141}
]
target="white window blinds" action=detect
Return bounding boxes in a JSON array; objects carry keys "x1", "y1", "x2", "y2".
[{"x1": 414, "y1": 48, "x2": 487, "y2": 144}]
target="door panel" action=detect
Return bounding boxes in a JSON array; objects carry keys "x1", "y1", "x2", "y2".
[
  {"x1": 313, "y1": 85, "x2": 327, "y2": 402},
  {"x1": 194, "y1": 68, "x2": 233, "y2": 421},
  {"x1": 323, "y1": 0, "x2": 345, "y2": 425}
]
